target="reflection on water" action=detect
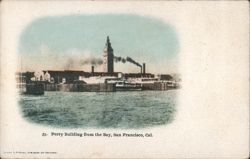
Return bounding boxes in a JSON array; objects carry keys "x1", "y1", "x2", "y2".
[{"x1": 19, "y1": 90, "x2": 177, "y2": 129}]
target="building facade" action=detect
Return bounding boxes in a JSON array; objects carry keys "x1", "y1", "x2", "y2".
[{"x1": 103, "y1": 36, "x2": 114, "y2": 73}]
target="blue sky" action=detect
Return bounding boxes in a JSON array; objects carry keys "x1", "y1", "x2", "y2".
[{"x1": 19, "y1": 14, "x2": 179, "y2": 73}]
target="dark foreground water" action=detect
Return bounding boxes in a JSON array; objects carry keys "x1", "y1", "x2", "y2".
[{"x1": 19, "y1": 90, "x2": 177, "y2": 129}]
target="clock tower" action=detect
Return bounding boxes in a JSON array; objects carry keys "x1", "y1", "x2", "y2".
[{"x1": 103, "y1": 36, "x2": 114, "y2": 73}]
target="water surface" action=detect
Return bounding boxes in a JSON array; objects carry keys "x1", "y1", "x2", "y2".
[{"x1": 19, "y1": 90, "x2": 177, "y2": 129}]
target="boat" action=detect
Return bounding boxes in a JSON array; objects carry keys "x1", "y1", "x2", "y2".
[{"x1": 115, "y1": 81, "x2": 142, "y2": 91}]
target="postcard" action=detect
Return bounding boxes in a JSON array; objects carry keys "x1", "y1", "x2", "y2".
[{"x1": 0, "y1": 1, "x2": 249, "y2": 158}]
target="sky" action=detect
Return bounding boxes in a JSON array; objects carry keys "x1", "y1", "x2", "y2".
[{"x1": 19, "y1": 14, "x2": 180, "y2": 74}]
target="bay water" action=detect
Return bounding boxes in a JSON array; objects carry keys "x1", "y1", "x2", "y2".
[{"x1": 19, "y1": 90, "x2": 177, "y2": 129}]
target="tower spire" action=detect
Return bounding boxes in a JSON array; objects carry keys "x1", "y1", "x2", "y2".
[
  {"x1": 106, "y1": 36, "x2": 111, "y2": 48},
  {"x1": 107, "y1": 36, "x2": 110, "y2": 42},
  {"x1": 103, "y1": 36, "x2": 114, "y2": 73}
]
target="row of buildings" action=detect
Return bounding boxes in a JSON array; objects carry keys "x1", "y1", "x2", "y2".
[{"x1": 17, "y1": 36, "x2": 176, "y2": 85}]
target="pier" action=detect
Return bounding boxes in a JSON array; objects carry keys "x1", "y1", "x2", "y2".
[
  {"x1": 42, "y1": 82, "x2": 177, "y2": 93},
  {"x1": 44, "y1": 83, "x2": 116, "y2": 92}
]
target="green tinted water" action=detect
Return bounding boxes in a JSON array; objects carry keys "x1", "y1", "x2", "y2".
[{"x1": 19, "y1": 90, "x2": 177, "y2": 129}]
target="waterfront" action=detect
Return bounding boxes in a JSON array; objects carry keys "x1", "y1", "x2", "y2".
[{"x1": 19, "y1": 90, "x2": 177, "y2": 129}]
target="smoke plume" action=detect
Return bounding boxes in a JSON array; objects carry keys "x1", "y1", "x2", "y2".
[
  {"x1": 80, "y1": 57, "x2": 103, "y2": 66},
  {"x1": 64, "y1": 57, "x2": 103, "y2": 70},
  {"x1": 114, "y1": 56, "x2": 142, "y2": 68},
  {"x1": 65, "y1": 58, "x2": 74, "y2": 70},
  {"x1": 126, "y1": 56, "x2": 142, "y2": 68},
  {"x1": 114, "y1": 56, "x2": 126, "y2": 63}
]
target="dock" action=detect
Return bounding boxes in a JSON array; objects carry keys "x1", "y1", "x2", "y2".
[{"x1": 44, "y1": 83, "x2": 116, "y2": 92}]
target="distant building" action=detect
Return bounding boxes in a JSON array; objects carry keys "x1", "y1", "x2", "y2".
[
  {"x1": 16, "y1": 36, "x2": 160, "y2": 84},
  {"x1": 103, "y1": 36, "x2": 114, "y2": 73}
]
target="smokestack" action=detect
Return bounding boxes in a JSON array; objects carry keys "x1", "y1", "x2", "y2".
[
  {"x1": 91, "y1": 66, "x2": 94, "y2": 74},
  {"x1": 143, "y1": 63, "x2": 146, "y2": 75}
]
